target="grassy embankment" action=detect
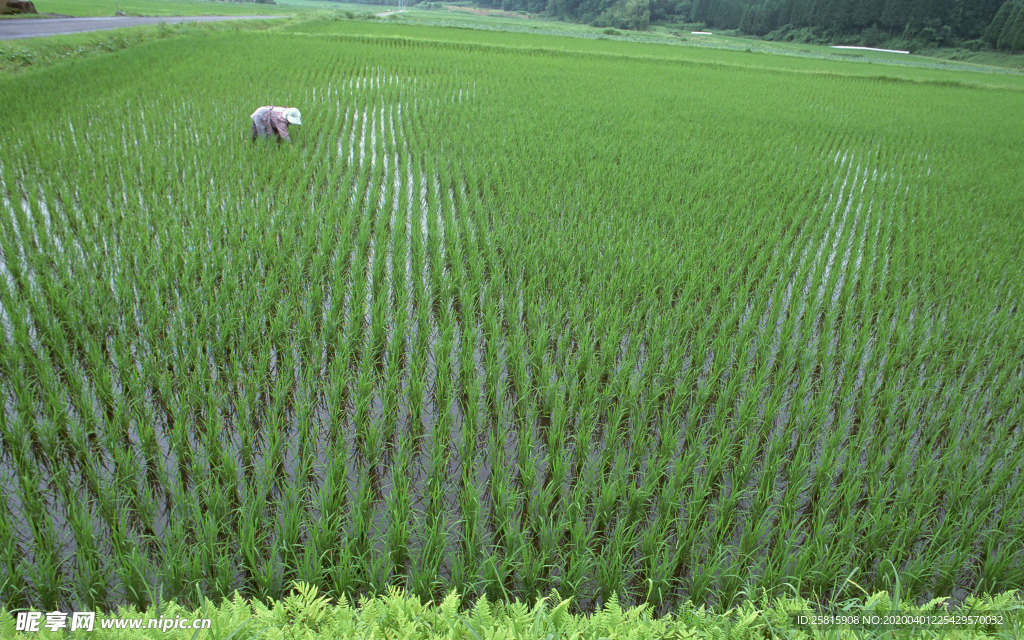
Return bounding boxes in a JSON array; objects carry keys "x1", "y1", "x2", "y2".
[
  {"x1": 0, "y1": 0, "x2": 392, "y2": 74},
  {"x1": 8, "y1": 0, "x2": 324, "y2": 17}
]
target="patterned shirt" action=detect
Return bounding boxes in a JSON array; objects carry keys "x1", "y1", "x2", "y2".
[{"x1": 250, "y1": 106, "x2": 290, "y2": 141}]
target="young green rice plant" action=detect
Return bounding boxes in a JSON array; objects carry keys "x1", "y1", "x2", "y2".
[
  {"x1": 1, "y1": 24, "x2": 1023, "y2": 616},
  {"x1": 410, "y1": 423, "x2": 451, "y2": 601},
  {"x1": 384, "y1": 429, "x2": 414, "y2": 582}
]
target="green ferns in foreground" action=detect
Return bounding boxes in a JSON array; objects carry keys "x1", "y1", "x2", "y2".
[{"x1": 1, "y1": 584, "x2": 1023, "y2": 639}]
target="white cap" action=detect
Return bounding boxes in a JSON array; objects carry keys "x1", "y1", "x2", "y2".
[{"x1": 283, "y1": 108, "x2": 302, "y2": 126}]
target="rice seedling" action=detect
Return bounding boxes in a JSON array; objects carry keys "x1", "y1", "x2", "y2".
[{"x1": 0, "y1": 22, "x2": 1022, "y2": 619}]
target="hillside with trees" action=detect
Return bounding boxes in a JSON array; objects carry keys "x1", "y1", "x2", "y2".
[
  {"x1": 460, "y1": 0, "x2": 1024, "y2": 50},
  {"x1": 985, "y1": 0, "x2": 1024, "y2": 50}
]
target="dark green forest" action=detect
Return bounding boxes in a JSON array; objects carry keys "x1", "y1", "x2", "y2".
[
  {"x1": 507, "y1": 0, "x2": 1024, "y2": 48},
  {"x1": 356, "y1": 0, "x2": 1024, "y2": 50}
]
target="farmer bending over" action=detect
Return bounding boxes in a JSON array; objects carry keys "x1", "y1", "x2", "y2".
[{"x1": 249, "y1": 106, "x2": 302, "y2": 143}]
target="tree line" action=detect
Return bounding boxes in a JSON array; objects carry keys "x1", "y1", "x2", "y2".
[
  {"x1": 984, "y1": 0, "x2": 1024, "y2": 50},
  {"x1": 355, "y1": 0, "x2": 1024, "y2": 49}
]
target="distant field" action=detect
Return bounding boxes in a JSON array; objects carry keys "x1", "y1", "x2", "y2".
[
  {"x1": 0, "y1": 17, "x2": 1022, "y2": 617},
  {"x1": 8, "y1": 0, "x2": 1024, "y2": 74},
  {"x1": 926, "y1": 47, "x2": 1024, "y2": 70},
  {"x1": 287, "y1": 16, "x2": 1024, "y2": 90}
]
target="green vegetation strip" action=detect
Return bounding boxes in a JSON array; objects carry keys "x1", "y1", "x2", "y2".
[
  {"x1": 1, "y1": 584, "x2": 1023, "y2": 638},
  {"x1": 285, "y1": 18, "x2": 1024, "y2": 90},
  {"x1": 0, "y1": 18, "x2": 287, "y2": 74},
  {"x1": 0, "y1": 22, "x2": 1022, "y2": 618},
  {"x1": 19, "y1": 0, "x2": 299, "y2": 18}
]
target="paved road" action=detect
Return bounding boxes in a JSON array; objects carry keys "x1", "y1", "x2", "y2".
[{"x1": 0, "y1": 15, "x2": 285, "y2": 41}]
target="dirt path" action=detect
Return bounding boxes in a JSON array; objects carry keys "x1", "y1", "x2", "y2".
[{"x1": 0, "y1": 15, "x2": 285, "y2": 41}]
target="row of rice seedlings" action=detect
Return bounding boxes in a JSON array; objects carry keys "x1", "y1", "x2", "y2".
[{"x1": 0, "y1": 31, "x2": 1022, "y2": 612}]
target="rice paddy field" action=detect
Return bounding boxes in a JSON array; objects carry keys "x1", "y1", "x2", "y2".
[{"x1": 0, "y1": 19, "x2": 1023, "y2": 616}]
